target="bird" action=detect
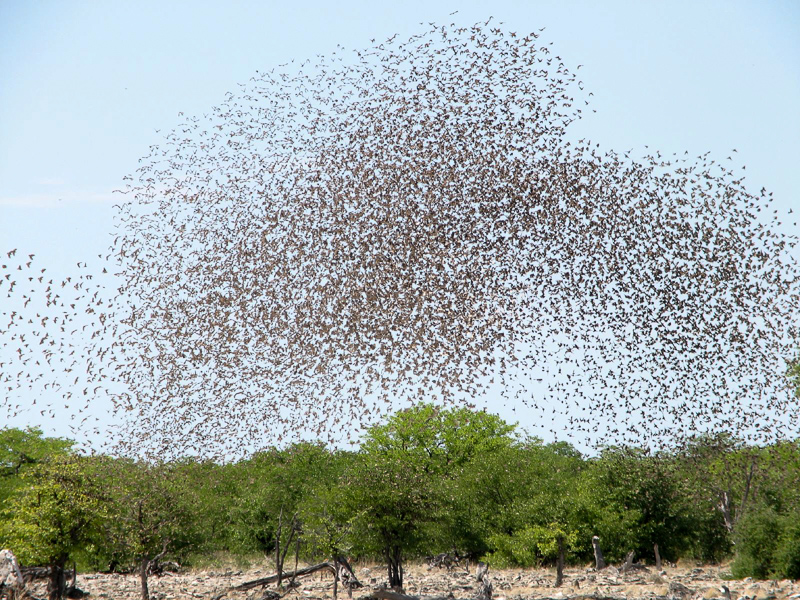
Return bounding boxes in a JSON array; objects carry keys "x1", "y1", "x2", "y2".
[{"x1": 1, "y1": 17, "x2": 797, "y2": 461}]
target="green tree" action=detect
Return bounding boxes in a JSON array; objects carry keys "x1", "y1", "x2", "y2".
[
  {"x1": 728, "y1": 440, "x2": 800, "y2": 579},
  {"x1": 589, "y1": 447, "x2": 705, "y2": 563},
  {"x1": 0, "y1": 427, "x2": 74, "y2": 506},
  {"x1": 343, "y1": 404, "x2": 516, "y2": 590},
  {"x1": 230, "y1": 442, "x2": 344, "y2": 563},
  {"x1": 475, "y1": 440, "x2": 589, "y2": 567},
  {"x1": 0, "y1": 454, "x2": 107, "y2": 600},
  {"x1": 98, "y1": 459, "x2": 198, "y2": 600}
]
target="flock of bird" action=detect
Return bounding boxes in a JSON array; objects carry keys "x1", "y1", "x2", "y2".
[{"x1": 2, "y1": 19, "x2": 799, "y2": 458}]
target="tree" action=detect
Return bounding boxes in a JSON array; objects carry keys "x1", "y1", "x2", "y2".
[
  {"x1": 342, "y1": 444, "x2": 436, "y2": 591},
  {"x1": 474, "y1": 440, "x2": 590, "y2": 567},
  {"x1": 678, "y1": 434, "x2": 767, "y2": 535},
  {"x1": 589, "y1": 447, "x2": 710, "y2": 563},
  {"x1": 342, "y1": 404, "x2": 516, "y2": 590},
  {"x1": 99, "y1": 460, "x2": 197, "y2": 600},
  {"x1": 230, "y1": 442, "x2": 344, "y2": 562},
  {"x1": 0, "y1": 427, "x2": 74, "y2": 513},
  {"x1": 0, "y1": 455, "x2": 106, "y2": 600}
]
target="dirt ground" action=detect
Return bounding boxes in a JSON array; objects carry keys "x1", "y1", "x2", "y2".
[{"x1": 21, "y1": 562, "x2": 800, "y2": 600}]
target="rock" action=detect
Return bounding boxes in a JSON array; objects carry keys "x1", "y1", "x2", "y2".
[
  {"x1": 668, "y1": 581, "x2": 693, "y2": 599},
  {"x1": 0, "y1": 549, "x2": 24, "y2": 589},
  {"x1": 66, "y1": 586, "x2": 90, "y2": 599}
]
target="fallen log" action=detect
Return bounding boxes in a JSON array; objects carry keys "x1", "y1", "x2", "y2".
[
  {"x1": 365, "y1": 590, "x2": 452, "y2": 600},
  {"x1": 19, "y1": 567, "x2": 76, "y2": 584},
  {"x1": 210, "y1": 559, "x2": 361, "y2": 600}
]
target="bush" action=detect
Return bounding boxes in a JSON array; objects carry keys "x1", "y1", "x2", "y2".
[
  {"x1": 485, "y1": 524, "x2": 577, "y2": 568},
  {"x1": 774, "y1": 511, "x2": 800, "y2": 579},
  {"x1": 732, "y1": 507, "x2": 800, "y2": 579}
]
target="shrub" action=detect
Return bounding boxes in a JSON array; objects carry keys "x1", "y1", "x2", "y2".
[{"x1": 731, "y1": 507, "x2": 800, "y2": 579}]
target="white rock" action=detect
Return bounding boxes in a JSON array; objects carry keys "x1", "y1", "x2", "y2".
[{"x1": 0, "y1": 549, "x2": 24, "y2": 589}]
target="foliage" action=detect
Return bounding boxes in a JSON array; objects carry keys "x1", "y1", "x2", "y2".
[
  {"x1": 2, "y1": 409, "x2": 800, "y2": 583},
  {"x1": 229, "y1": 442, "x2": 346, "y2": 558},
  {"x1": 473, "y1": 440, "x2": 591, "y2": 567},
  {"x1": 0, "y1": 427, "x2": 74, "y2": 505},
  {"x1": 0, "y1": 454, "x2": 107, "y2": 573},
  {"x1": 589, "y1": 448, "x2": 699, "y2": 562},
  {"x1": 340, "y1": 404, "x2": 516, "y2": 588},
  {"x1": 298, "y1": 482, "x2": 354, "y2": 561},
  {"x1": 730, "y1": 510, "x2": 778, "y2": 579},
  {"x1": 342, "y1": 437, "x2": 439, "y2": 588},
  {"x1": 486, "y1": 523, "x2": 578, "y2": 568},
  {"x1": 92, "y1": 459, "x2": 199, "y2": 572}
]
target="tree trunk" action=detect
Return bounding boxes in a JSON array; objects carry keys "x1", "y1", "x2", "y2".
[
  {"x1": 276, "y1": 508, "x2": 283, "y2": 589},
  {"x1": 555, "y1": 535, "x2": 565, "y2": 587},
  {"x1": 47, "y1": 559, "x2": 66, "y2": 600},
  {"x1": 386, "y1": 546, "x2": 403, "y2": 591},
  {"x1": 140, "y1": 555, "x2": 150, "y2": 600},
  {"x1": 335, "y1": 556, "x2": 356, "y2": 600},
  {"x1": 719, "y1": 490, "x2": 734, "y2": 532},
  {"x1": 275, "y1": 509, "x2": 298, "y2": 590},
  {"x1": 476, "y1": 561, "x2": 492, "y2": 600},
  {"x1": 622, "y1": 551, "x2": 634, "y2": 573},
  {"x1": 592, "y1": 536, "x2": 606, "y2": 570},
  {"x1": 290, "y1": 534, "x2": 300, "y2": 589},
  {"x1": 654, "y1": 544, "x2": 661, "y2": 570}
]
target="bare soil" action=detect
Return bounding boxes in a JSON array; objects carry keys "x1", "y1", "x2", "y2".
[{"x1": 21, "y1": 563, "x2": 800, "y2": 600}]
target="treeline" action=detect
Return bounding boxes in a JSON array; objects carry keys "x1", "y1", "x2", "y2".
[{"x1": 2, "y1": 405, "x2": 800, "y2": 595}]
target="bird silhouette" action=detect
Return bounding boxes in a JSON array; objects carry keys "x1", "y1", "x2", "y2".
[{"x1": 1, "y1": 18, "x2": 798, "y2": 461}]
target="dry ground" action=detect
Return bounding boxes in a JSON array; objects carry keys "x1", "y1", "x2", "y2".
[{"x1": 22, "y1": 562, "x2": 800, "y2": 600}]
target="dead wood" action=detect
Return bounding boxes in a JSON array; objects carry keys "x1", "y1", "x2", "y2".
[
  {"x1": 592, "y1": 536, "x2": 606, "y2": 570},
  {"x1": 19, "y1": 568, "x2": 75, "y2": 584},
  {"x1": 366, "y1": 590, "x2": 452, "y2": 600},
  {"x1": 210, "y1": 559, "x2": 361, "y2": 600}
]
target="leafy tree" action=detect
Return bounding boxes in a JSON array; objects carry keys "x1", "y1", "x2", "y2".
[
  {"x1": 727, "y1": 440, "x2": 800, "y2": 578},
  {"x1": 230, "y1": 442, "x2": 345, "y2": 561},
  {"x1": 589, "y1": 447, "x2": 706, "y2": 563},
  {"x1": 476, "y1": 440, "x2": 590, "y2": 567},
  {"x1": 730, "y1": 506, "x2": 800, "y2": 579},
  {"x1": 362, "y1": 404, "x2": 516, "y2": 475},
  {"x1": 486, "y1": 522, "x2": 578, "y2": 568},
  {"x1": 0, "y1": 427, "x2": 74, "y2": 505},
  {"x1": 343, "y1": 404, "x2": 516, "y2": 589},
  {"x1": 677, "y1": 434, "x2": 762, "y2": 534},
  {"x1": 166, "y1": 457, "x2": 242, "y2": 563},
  {"x1": 342, "y1": 443, "x2": 437, "y2": 590},
  {"x1": 97, "y1": 459, "x2": 198, "y2": 600},
  {"x1": 676, "y1": 434, "x2": 800, "y2": 566},
  {"x1": 0, "y1": 455, "x2": 107, "y2": 600},
  {"x1": 298, "y1": 482, "x2": 354, "y2": 562}
]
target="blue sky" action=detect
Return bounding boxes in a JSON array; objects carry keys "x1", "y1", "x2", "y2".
[{"x1": 1, "y1": 1, "x2": 798, "y2": 449}]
